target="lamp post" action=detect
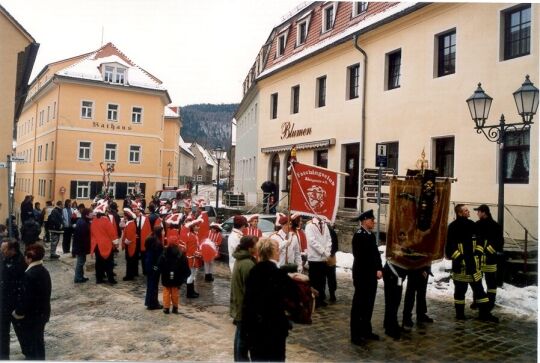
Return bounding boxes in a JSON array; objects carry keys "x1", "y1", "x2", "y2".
[
  {"x1": 213, "y1": 147, "x2": 226, "y2": 210},
  {"x1": 466, "y1": 75, "x2": 539, "y2": 228},
  {"x1": 167, "y1": 161, "x2": 172, "y2": 186}
]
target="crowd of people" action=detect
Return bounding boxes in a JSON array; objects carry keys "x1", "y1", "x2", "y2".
[{"x1": 0, "y1": 192, "x2": 504, "y2": 361}]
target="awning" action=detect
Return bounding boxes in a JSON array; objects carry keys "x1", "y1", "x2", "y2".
[{"x1": 261, "y1": 138, "x2": 336, "y2": 154}]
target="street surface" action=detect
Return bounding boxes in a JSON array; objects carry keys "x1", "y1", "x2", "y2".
[{"x1": 7, "y1": 251, "x2": 537, "y2": 362}]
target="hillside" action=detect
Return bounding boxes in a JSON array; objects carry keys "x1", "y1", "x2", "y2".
[{"x1": 180, "y1": 103, "x2": 237, "y2": 149}]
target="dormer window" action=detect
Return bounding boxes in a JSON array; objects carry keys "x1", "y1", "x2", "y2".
[
  {"x1": 352, "y1": 2, "x2": 369, "y2": 17},
  {"x1": 298, "y1": 21, "x2": 307, "y2": 45},
  {"x1": 322, "y1": 3, "x2": 337, "y2": 33},
  {"x1": 102, "y1": 64, "x2": 127, "y2": 85},
  {"x1": 277, "y1": 33, "x2": 287, "y2": 57}
]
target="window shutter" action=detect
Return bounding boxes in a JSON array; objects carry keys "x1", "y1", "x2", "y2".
[
  {"x1": 70, "y1": 181, "x2": 77, "y2": 199},
  {"x1": 90, "y1": 182, "x2": 99, "y2": 199},
  {"x1": 117, "y1": 182, "x2": 128, "y2": 199},
  {"x1": 140, "y1": 183, "x2": 146, "y2": 196}
]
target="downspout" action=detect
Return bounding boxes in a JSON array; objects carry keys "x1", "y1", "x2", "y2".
[{"x1": 353, "y1": 34, "x2": 367, "y2": 212}]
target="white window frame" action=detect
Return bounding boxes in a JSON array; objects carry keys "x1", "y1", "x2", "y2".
[
  {"x1": 276, "y1": 32, "x2": 288, "y2": 57},
  {"x1": 127, "y1": 182, "x2": 137, "y2": 196},
  {"x1": 129, "y1": 145, "x2": 141, "y2": 164},
  {"x1": 78, "y1": 141, "x2": 92, "y2": 161},
  {"x1": 352, "y1": 2, "x2": 368, "y2": 17},
  {"x1": 104, "y1": 143, "x2": 118, "y2": 162},
  {"x1": 76, "y1": 181, "x2": 91, "y2": 199},
  {"x1": 102, "y1": 64, "x2": 127, "y2": 85},
  {"x1": 107, "y1": 103, "x2": 119, "y2": 122},
  {"x1": 132, "y1": 106, "x2": 143, "y2": 124},
  {"x1": 296, "y1": 19, "x2": 309, "y2": 46},
  {"x1": 81, "y1": 100, "x2": 94, "y2": 119},
  {"x1": 322, "y1": 3, "x2": 337, "y2": 33},
  {"x1": 104, "y1": 66, "x2": 114, "y2": 82}
]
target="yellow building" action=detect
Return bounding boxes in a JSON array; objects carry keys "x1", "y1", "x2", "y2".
[
  {"x1": 15, "y1": 42, "x2": 180, "y2": 211},
  {"x1": 237, "y1": 2, "x2": 538, "y2": 237},
  {"x1": 0, "y1": 4, "x2": 38, "y2": 222}
]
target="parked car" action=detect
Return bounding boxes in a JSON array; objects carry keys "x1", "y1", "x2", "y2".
[
  {"x1": 153, "y1": 187, "x2": 191, "y2": 205},
  {"x1": 218, "y1": 214, "x2": 276, "y2": 262}
]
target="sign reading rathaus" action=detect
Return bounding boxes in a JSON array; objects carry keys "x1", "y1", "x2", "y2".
[{"x1": 92, "y1": 121, "x2": 133, "y2": 131}]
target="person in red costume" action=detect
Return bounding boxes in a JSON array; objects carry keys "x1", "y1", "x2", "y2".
[
  {"x1": 201, "y1": 223, "x2": 223, "y2": 282},
  {"x1": 291, "y1": 213, "x2": 308, "y2": 269},
  {"x1": 244, "y1": 214, "x2": 263, "y2": 238},
  {"x1": 121, "y1": 208, "x2": 137, "y2": 281},
  {"x1": 184, "y1": 217, "x2": 203, "y2": 298},
  {"x1": 90, "y1": 201, "x2": 117, "y2": 284},
  {"x1": 130, "y1": 202, "x2": 151, "y2": 278}
]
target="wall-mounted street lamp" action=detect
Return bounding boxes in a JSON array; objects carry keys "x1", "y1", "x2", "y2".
[{"x1": 466, "y1": 75, "x2": 539, "y2": 228}]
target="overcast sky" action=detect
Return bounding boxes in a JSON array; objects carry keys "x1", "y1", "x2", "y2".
[{"x1": 3, "y1": 0, "x2": 303, "y2": 106}]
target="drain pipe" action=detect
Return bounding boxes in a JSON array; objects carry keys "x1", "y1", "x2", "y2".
[{"x1": 353, "y1": 34, "x2": 367, "y2": 213}]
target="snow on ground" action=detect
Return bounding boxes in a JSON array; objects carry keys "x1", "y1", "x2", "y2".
[{"x1": 336, "y1": 247, "x2": 538, "y2": 321}]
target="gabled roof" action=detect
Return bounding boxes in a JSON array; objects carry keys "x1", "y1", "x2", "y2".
[
  {"x1": 179, "y1": 136, "x2": 195, "y2": 158},
  {"x1": 165, "y1": 106, "x2": 180, "y2": 118},
  {"x1": 196, "y1": 144, "x2": 217, "y2": 166}
]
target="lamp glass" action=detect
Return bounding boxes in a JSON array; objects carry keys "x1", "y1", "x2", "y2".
[{"x1": 513, "y1": 77, "x2": 539, "y2": 123}]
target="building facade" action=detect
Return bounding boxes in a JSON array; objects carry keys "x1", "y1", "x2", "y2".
[
  {"x1": 189, "y1": 142, "x2": 214, "y2": 184},
  {"x1": 238, "y1": 1, "x2": 538, "y2": 237},
  {"x1": 0, "y1": 4, "x2": 38, "y2": 222},
  {"x1": 15, "y1": 42, "x2": 179, "y2": 210},
  {"x1": 178, "y1": 135, "x2": 195, "y2": 185}
]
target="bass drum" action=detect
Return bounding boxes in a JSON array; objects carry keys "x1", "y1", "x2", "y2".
[{"x1": 200, "y1": 239, "x2": 218, "y2": 263}]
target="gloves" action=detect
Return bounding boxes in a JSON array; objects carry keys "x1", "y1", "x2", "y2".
[
  {"x1": 124, "y1": 239, "x2": 132, "y2": 245},
  {"x1": 112, "y1": 238, "x2": 121, "y2": 246}
]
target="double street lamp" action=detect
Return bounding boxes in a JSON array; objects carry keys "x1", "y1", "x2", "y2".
[
  {"x1": 213, "y1": 147, "x2": 227, "y2": 210},
  {"x1": 466, "y1": 75, "x2": 539, "y2": 228}
]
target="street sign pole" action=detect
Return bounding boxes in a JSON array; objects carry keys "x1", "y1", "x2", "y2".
[
  {"x1": 6, "y1": 155, "x2": 13, "y2": 239},
  {"x1": 376, "y1": 165, "x2": 382, "y2": 244}
]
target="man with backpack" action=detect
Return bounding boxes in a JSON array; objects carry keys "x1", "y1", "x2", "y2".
[{"x1": 47, "y1": 201, "x2": 64, "y2": 259}]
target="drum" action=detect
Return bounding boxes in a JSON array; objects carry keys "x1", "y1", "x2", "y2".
[{"x1": 200, "y1": 239, "x2": 218, "y2": 263}]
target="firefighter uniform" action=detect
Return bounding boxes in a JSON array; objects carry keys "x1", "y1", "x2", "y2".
[{"x1": 476, "y1": 215, "x2": 503, "y2": 310}]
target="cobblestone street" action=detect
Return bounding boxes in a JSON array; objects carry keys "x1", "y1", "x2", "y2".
[{"x1": 8, "y1": 251, "x2": 537, "y2": 362}]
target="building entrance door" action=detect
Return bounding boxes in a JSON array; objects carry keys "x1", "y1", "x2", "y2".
[
  {"x1": 271, "y1": 153, "x2": 280, "y2": 199},
  {"x1": 344, "y1": 143, "x2": 359, "y2": 209}
]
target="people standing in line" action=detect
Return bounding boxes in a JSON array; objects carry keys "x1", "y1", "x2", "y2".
[
  {"x1": 475, "y1": 204, "x2": 504, "y2": 309},
  {"x1": 90, "y1": 202, "x2": 117, "y2": 284},
  {"x1": 144, "y1": 225, "x2": 165, "y2": 310},
  {"x1": 0, "y1": 239, "x2": 26, "y2": 360},
  {"x1": 12, "y1": 244, "x2": 51, "y2": 360},
  {"x1": 228, "y1": 215, "x2": 247, "y2": 273},
  {"x1": 42, "y1": 201, "x2": 54, "y2": 243},
  {"x1": 350, "y1": 210, "x2": 383, "y2": 345},
  {"x1": 230, "y1": 236, "x2": 257, "y2": 362},
  {"x1": 305, "y1": 216, "x2": 332, "y2": 308},
  {"x1": 159, "y1": 238, "x2": 190, "y2": 314},
  {"x1": 446, "y1": 204, "x2": 499, "y2": 323},
  {"x1": 184, "y1": 218, "x2": 203, "y2": 298},
  {"x1": 61, "y1": 199, "x2": 74, "y2": 254},
  {"x1": 326, "y1": 223, "x2": 339, "y2": 303},
  {"x1": 47, "y1": 201, "x2": 64, "y2": 259},
  {"x1": 121, "y1": 208, "x2": 138, "y2": 281},
  {"x1": 402, "y1": 265, "x2": 433, "y2": 331},
  {"x1": 20, "y1": 195, "x2": 34, "y2": 223},
  {"x1": 72, "y1": 208, "x2": 92, "y2": 283}
]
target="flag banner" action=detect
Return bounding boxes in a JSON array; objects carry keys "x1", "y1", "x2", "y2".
[
  {"x1": 290, "y1": 162, "x2": 339, "y2": 223},
  {"x1": 386, "y1": 170, "x2": 451, "y2": 270}
]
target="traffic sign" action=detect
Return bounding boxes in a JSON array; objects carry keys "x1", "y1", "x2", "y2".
[
  {"x1": 363, "y1": 179, "x2": 390, "y2": 186},
  {"x1": 367, "y1": 198, "x2": 389, "y2": 204},
  {"x1": 10, "y1": 156, "x2": 26, "y2": 162},
  {"x1": 364, "y1": 173, "x2": 380, "y2": 180},
  {"x1": 0, "y1": 162, "x2": 7, "y2": 168},
  {"x1": 366, "y1": 192, "x2": 390, "y2": 198},
  {"x1": 362, "y1": 186, "x2": 379, "y2": 192},
  {"x1": 363, "y1": 168, "x2": 394, "y2": 174}
]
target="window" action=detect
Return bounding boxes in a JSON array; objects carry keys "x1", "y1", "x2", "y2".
[
  {"x1": 115, "y1": 68, "x2": 125, "y2": 84},
  {"x1": 387, "y1": 50, "x2": 401, "y2": 90},
  {"x1": 503, "y1": 130, "x2": 529, "y2": 183},
  {"x1": 503, "y1": 4, "x2": 531, "y2": 60},
  {"x1": 271, "y1": 93, "x2": 278, "y2": 119},
  {"x1": 39, "y1": 110, "x2": 44, "y2": 126},
  {"x1": 53, "y1": 102, "x2": 56, "y2": 119},
  {"x1": 315, "y1": 149, "x2": 328, "y2": 168},
  {"x1": 434, "y1": 137, "x2": 454, "y2": 177},
  {"x1": 81, "y1": 101, "x2": 93, "y2": 119},
  {"x1": 348, "y1": 64, "x2": 360, "y2": 100},
  {"x1": 317, "y1": 76, "x2": 327, "y2": 107},
  {"x1": 127, "y1": 182, "x2": 137, "y2": 196},
  {"x1": 51, "y1": 141, "x2": 54, "y2": 160},
  {"x1": 45, "y1": 143, "x2": 48, "y2": 161},
  {"x1": 291, "y1": 85, "x2": 300, "y2": 114},
  {"x1": 132, "y1": 107, "x2": 143, "y2": 123},
  {"x1": 129, "y1": 145, "x2": 141, "y2": 163},
  {"x1": 353, "y1": 2, "x2": 368, "y2": 17},
  {"x1": 104, "y1": 66, "x2": 114, "y2": 82},
  {"x1": 277, "y1": 34, "x2": 287, "y2": 57},
  {"x1": 38, "y1": 179, "x2": 45, "y2": 197},
  {"x1": 105, "y1": 143, "x2": 117, "y2": 162},
  {"x1": 105, "y1": 182, "x2": 116, "y2": 198},
  {"x1": 48, "y1": 180, "x2": 53, "y2": 199},
  {"x1": 78, "y1": 141, "x2": 91, "y2": 160},
  {"x1": 76, "y1": 181, "x2": 91, "y2": 199},
  {"x1": 107, "y1": 104, "x2": 119, "y2": 121},
  {"x1": 37, "y1": 145, "x2": 42, "y2": 162},
  {"x1": 297, "y1": 21, "x2": 308, "y2": 46},
  {"x1": 437, "y1": 30, "x2": 456, "y2": 77},
  {"x1": 322, "y1": 4, "x2": 335, "y2": 33},
  {"x1": 379, "y1": 142, "x2": 399, "y2": 172},
  {"x1": 47, "y1": 106, "x2": 50, "y2": 122},
  {"x1": 103, "y1": 65, "x2": 127, "y2": 84}
]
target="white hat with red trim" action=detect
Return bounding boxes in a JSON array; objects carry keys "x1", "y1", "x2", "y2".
[
  {"x1": 172, "y1": 200, "x2": 179, "y2": 210},
  {"x1": 123, "y1": 208, "x2": 136, "y2": 219},
  {"x1": 185, "y1": 217, "x2": 203, "y2": 229},
  {"x1": 210, "y1": 222, "x2": 223, "y2": 231},
  {"x1": 275, "y1": 212, "x2": 286, "y2": 226},
  {"x1": 93, "y1": 201, "x2": 108, "y2": 215},
  {"x1": 166, "y1": 213, "x2": 182, "y2": 225},
  {"x1": 291, "y1": 212, "x2": 303, "y2": 220},
  {"x1": 247, "y1": 214, "x2": 259, "y2": 222}
]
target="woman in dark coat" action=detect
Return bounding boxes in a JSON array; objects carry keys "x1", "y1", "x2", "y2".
[
  {"x1": 242, "y1": 238, "x2": 299, "y2": 362},
  {"x1": 72, "y1": 208, "x2": 92, "y2": 283}
]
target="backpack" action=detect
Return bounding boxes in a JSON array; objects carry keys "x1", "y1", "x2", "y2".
[{"x1": 48, "y1": 208, "x2": 64, "y2": 231}]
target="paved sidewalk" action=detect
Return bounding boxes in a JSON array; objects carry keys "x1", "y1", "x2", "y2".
[{"x1": 7, "y1": 250, "x2": 537, "y2": 361}]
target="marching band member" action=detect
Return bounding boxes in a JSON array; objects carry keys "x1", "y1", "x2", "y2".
[
  {"x1": 271, "y1": 215, "x2": 302, "y2": 273},
  {"x1": 90, "y1": 201, "x2": 117, "y2": 284},
  {"x1": 158, "y1": 200, "x2": 172, "y2": 218},
  {"x1": 121, "y1": 208, "x2": 137, "y2": 281},
  {"x1": 180, "y1": 199, "x2": 193, "y2": 225},
  {"x1": 201, "y1": 223, "x2": 223, "y2": 282},
  {"x1": 244, "y1": 214, "x2": 263, "y2": 238},
  {"x1": 164, "y1": 211, "x2": 182, "y2": 248},
  {"x1": 184, "y1": 217, "x2": 204, "y2": 298},
  {"x1": 228, "y1": 215, "x2": 247, "y2": 272}
]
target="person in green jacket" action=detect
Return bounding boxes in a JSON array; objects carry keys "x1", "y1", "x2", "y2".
[{"x1": 230, "y1": 236, "x2": 257, "y2": 362}]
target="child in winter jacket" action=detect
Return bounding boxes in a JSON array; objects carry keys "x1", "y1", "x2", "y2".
[{"x1": 158, "y1": 238, "x2": 191, "y2": 314}]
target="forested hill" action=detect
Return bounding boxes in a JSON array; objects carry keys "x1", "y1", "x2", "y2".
[{"x1": 180, "y1": 103, "x2": 237, "y2": 149}]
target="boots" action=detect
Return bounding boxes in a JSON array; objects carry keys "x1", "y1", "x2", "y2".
[
  {"x1": 479, "y1": 303, "x2": 499, "y2": 323},
  {"x1": 172, "y1": 306, "x2": 179, "y2": 314},
  {"x1": 455, "y1": 304, "x2": 467, "y2": 320},
  {"x1": 205, "y1": 274, "x2": 214, "y2": 282},
  {"x1": 163, "y1": 308, "x2": 170, "y2": 314},
  {"x1": 187, "y1": 283, "x2": 199, "y2": 298}
]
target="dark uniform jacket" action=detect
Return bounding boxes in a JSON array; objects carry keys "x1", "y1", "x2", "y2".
[
  {"x1": 476, "y1": 218, "x2": 503, "y2": 272},
  {"x1": 352, "y1": 227, "x2": 382, "y2": 286},
  {"x1": 15, "y1": 263, "x2": 52, "y2": 324},
  {"x1": 0, "y1": 252, "x2": 26, "y2": 314},
  {"x1": 72, "y1": 218, "x2": 91, "y2": 256},
  {"x1": 446, "y1": 217, "x2": 483, "y2": 282}
]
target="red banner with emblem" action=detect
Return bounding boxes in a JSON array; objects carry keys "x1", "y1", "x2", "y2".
[{"x1": 290, "y1": 162, "x2": 339, "y2": 222}]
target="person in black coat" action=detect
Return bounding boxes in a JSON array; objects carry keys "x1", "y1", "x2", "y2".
[
  {"x1": 326, "y1": 224, "x2": 339, "y2": 302},
  {"x1": 73, "y1": 208, "x2": 92, "y2": 283},
  {"x1": 158, "y1": 241, "x2": 191, "y2": 314},
  {"x1": 20, "y1": 218, "x2": 41, "y2": 247},
  {"x1": 350, "y1": 210, "x2": 383, "y2": 345},
  {"x1": 0, "y1": 239, "x2": 27, "y2": 359},
  {"x1": 12, "y1": 243, "x2": 52, "y2": 360},
  {"x1": 20, "y1": 195, "x2": 34, "y2": 224},
  {"x1": 144, "y1": 226, "x2": 164, "y2": 310},
  {"x1": 242, "y1": 238, "x2": 299, "y2": 362}
]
